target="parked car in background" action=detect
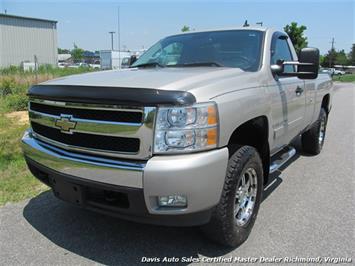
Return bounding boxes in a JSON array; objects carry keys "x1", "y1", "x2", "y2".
[
  {"x1": 57, "y1": 62, "x2": 68, "y2": 69},
  {"x1": 328, "y1": 68, "x2": 346, "y2": 76},
  {"x1": 89, "y1": 63, "x2": 101, "y2": 69},
  {"x1": 68, "y1": 63, "x2": 90, "y2": 68},
  {"x1": 319, "y1": 67, "x2": 332, "y2": 76},
  {"x1": 333, "y1": 69, "x2": 346, "y2": 75}
]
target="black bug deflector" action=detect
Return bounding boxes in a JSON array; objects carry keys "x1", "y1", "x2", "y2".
[{"x1": 28, "y1": 85, "x2": 196, "y2": 106}]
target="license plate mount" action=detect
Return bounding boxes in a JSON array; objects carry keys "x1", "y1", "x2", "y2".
[{"x1": 51, "y1": 177, "x2": 84, "y2": 205}]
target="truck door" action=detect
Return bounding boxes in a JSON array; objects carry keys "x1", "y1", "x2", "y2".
[{"x1": 270, "y1": 34, "x2": 306, "y2": 145}]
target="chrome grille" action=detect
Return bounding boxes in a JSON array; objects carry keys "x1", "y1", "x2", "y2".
[
  {"x1": 29, "y1": 102, "x2": 143, "y2": 123},
  {"x1": 28, "y1": 98, "x2": 156, "y2": 160}
]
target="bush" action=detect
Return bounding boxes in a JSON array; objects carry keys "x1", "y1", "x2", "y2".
[
  {"x1": 0, "y1": 65, "x2": 98, "y2": 113},
  {"x1": 3, "y1": 94, "x2": 28, "y2": 112},
  {"x1": 0, "y1": 65, "x2": 22, "y2": 75},
  {"x1": 11, "y1": 83, "x2": 28, "y2": 95},
  {"x1": 332, "y1": 74, "x2": 355, "y2": 83},
  {"x1": 0, "y1": 78, "x2": 17, "y2": 96}
]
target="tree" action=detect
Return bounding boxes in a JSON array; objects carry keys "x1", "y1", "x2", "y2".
[
  {"x1": 334, "y1": 49, "x2": 348, "y2": 65},
  {"x1": 58, "y1": 48, "x2": 70, "y2": 54},
  {"x1": 321, "y1": 48, "x2": 337, "y2": 67},
  {"x1": 349, "y1": 44, "x2": 355, "y2": 65},
  {"x1": 284, "y1": 22, "x2": 308, "y2": 54},
  {"x1": 321, "y1": 49, "x2": 351, "y2": 67},
  {"x1": 181, "y1": 25, "x2": 190, "y2": 32},
  {"x1": 71, "y1": 43, "x2": 84, "y2": 62},
  {"x1": 319, "y1": 55, "x2": 325, "y2": 66}
]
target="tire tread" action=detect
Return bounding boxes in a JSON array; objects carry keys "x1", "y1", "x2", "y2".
[{"x1": 202, "y1": 145, "x2": 263, "y2": 247}]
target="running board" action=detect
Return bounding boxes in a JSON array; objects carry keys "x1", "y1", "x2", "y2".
[{"x1": 269, "y1": 146, "x2": 296, "y2": 174}]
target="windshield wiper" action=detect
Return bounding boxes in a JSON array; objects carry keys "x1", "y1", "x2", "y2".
[
  {"x1": 177, "y1": 62, "x2": 224, "y2": 67},
  {"x1": 131, "y1": 62, "x2": 165, "y2": 68}
]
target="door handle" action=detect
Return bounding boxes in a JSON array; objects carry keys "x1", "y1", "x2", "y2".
[{"x1": 295, "y1": 86, "x2": 304, "y2": 96}]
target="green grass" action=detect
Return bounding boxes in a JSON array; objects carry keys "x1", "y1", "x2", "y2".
[
  {"x1": 0, "y1": 114, "x2": 48, "y2": 206},
  {"x1": 0, "y1": 66, "x2": 97, "y2": 205},
  {"x1": 0, "y1": 65, "x2": 97, "y2": 113},
  {"x1": 0, "y1": 64, "x2": 96, "y2": 77},
  {"x1": 332, "y1": 74, "x2": 355, "y2": 83}
]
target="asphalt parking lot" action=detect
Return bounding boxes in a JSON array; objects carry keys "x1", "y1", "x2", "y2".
[{"x1": 0, "y1": 82, "x2": 354, "y2": 265}]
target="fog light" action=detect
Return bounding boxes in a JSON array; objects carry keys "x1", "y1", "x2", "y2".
[{"x1": 158, "y1": 195, "x2": 187, "y2": 207}]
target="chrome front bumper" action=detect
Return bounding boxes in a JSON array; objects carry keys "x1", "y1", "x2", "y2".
[
  {"x1": 22, "y1": 129, "x2": 228, "y2": 219},
  {"x1": 22, "y1": 130, "x2": 144, "y2": 188}
]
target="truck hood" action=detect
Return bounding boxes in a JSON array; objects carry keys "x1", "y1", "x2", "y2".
[{"x1": 43, "y1": 67, "x2": 244, "y2": 92}]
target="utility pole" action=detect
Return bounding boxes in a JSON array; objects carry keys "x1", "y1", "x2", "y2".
[
  {"x1": 331, "y1": 37, "x2": 335, "y2": 50},
  {"x1": 329, "y1": 37, "x2": 335, "y2": 68},
  {"x1": 117, "y1": 6, "x2": 121, "y2": 69},
  {"x1": 109, "y1": 31, "x2": 115, "y2": 51},
  {"x1": 34, "y1": 55, "x2": 38, "y2": 84}
]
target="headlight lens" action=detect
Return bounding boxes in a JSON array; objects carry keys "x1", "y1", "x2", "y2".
[{"x1": 154, "y1": 102, "x2": 218, "y2": 153}]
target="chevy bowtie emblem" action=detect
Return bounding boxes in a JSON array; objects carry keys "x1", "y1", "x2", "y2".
[{"x1": 55, "y1": 115, "x2": 77, "y2": 134}]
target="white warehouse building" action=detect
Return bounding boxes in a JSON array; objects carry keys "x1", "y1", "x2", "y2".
[{"x1": 0, "y1": 13, "x2": 58, "y2": 68}]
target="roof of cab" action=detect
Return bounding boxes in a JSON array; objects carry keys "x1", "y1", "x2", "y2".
[{"x1": 166, "y1": 26, "x2": 272, "y2": 38}]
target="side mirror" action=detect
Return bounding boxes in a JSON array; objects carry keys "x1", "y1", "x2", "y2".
[
  {"x1": 297, "y1": 47, "x2": 319, "y2": 79},
  {"x1": 271, "y1": 61, "x2": 284, "y2": 74},
  {"x1": 271, "y1": 48, "x2": 320, "y2": 80}
]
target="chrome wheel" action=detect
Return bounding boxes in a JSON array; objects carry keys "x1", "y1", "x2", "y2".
[
  {"x1": 234, "y1": 167, "x2": 258, "y2": 226},
  {"x1": 318, "y1": 117, "x2": 326, "y2": 145}
]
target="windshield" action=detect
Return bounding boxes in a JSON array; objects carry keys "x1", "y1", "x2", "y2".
[{"x1": 132, "y1": 30, "x2": 263, "y2": 71}]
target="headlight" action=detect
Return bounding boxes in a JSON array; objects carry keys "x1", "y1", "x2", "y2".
[{"x1": 154, "y1": 102, "x2": 218, "y2": 153}]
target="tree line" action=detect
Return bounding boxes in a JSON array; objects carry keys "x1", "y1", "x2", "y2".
[
  {"x1": 58, "y1": 43, "x2": 85, "y2": 62},
  {"x1": 283, "y1": 22, "x2": 354, "y2": 67}
]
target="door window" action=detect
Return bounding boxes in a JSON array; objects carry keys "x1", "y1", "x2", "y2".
[{"x1": 271, "y1": 37, "x2": 295, "y2": 73}]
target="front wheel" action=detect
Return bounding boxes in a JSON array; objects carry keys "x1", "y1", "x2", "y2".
[
  {"x1": 301, "y1": 108, "x2": 328, "y2": 155},
  {"x1": 202, "y1": 146, "x2": 263, "y2": 247}
]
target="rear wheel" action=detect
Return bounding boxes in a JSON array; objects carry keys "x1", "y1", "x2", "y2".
[
  {"x1": 301, "y1": 108, "x2": 328, "y2": 155},
  {"x1": 202, "y1": 146, "x2": 263, "y2": 247}
]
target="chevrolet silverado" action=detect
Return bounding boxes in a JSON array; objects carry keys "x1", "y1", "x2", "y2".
[{"x1": 22, "y1": 27, "x2": 333, "y2": 247}]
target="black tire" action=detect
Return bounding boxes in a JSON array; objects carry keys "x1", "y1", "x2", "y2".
[
  {"x1": 301, "y1": 108, "x2": 328, "y2": 155},
  {"x1": 201, "y1": 146, "x2": 263, "y2": 247}
]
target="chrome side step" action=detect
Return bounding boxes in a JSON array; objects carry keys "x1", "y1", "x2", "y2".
[{"x1": 269, "y1": 146, "x2": 296, "y2": 173}]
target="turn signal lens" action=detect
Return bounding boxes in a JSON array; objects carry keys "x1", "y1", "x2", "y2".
[
  {"x1": 207, "y1": 128, "x2": 217, "y2": 145},
  {"x1": 208, "y1": 105, "x2": 217, "y2": 125}
]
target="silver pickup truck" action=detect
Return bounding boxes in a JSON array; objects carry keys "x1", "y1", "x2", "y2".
[{"x1": 22, "y1": 27, "x2": 332, "y2": 247}]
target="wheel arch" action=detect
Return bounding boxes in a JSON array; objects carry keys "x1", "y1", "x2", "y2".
[
  {"x1": 321, "y1": 94, "x2": 331, "y2": 114},
  {"x1": 227, "y1": 116, "x2": 270, "y2": 184}
]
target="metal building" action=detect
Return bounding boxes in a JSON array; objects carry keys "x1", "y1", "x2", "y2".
[{"x1": 0, "y1": 13, "x2": 58, "y2": 68}]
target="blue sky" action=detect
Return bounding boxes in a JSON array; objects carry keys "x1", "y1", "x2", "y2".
[{"x1": 1, "y1": 0, "x2": 354, "y2": 54}]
